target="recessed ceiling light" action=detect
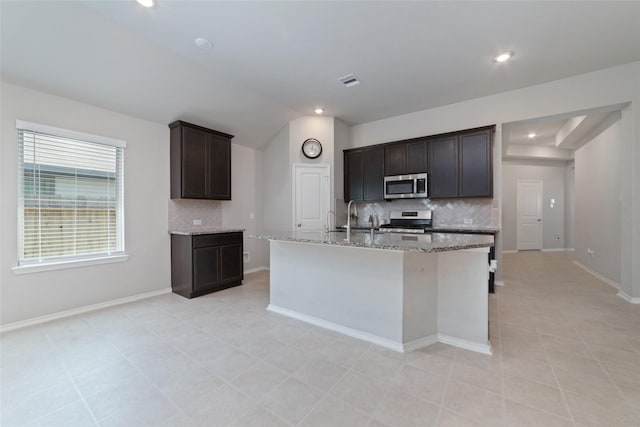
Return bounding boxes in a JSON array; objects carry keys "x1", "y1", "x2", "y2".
[
  {"x1": 136, "y1": 0, "x2": 154, "y2": 8},
  {"x1": 195, "y1": 37, "x2": 213, "y2": 50},
  {"x1": 314, "y1": 108, "x2": 324, "y2": 115},
  {"x1": 494, "y1": 51, "x2": 513, "y2": 63},
  {"x1": 528, "y1": 132, "x2": 536, "y2": 138}
]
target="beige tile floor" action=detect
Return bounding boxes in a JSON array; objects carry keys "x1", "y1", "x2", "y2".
[{"x1": 2, "y1": 251, "x2": 640, "y2": 426}]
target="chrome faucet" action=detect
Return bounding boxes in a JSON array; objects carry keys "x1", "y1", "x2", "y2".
[
  {"x1": 325, "y1": 210, "x2": 335, "y2": 232},
  {"x1": 346, "y1": 200, "x2": 358, "y2": 236}
]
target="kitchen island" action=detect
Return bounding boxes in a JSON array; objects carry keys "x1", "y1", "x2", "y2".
[{"x1": 250, "y1": 230, "x2": 494, "y2": 354}]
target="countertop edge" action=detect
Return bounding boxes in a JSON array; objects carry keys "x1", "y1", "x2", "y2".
[
  {"x1": 248, "y1": 233, "x2": 493, "y2": 253},
  {"x1": 170, "y1": 228, "x2": 245, "y2": 236}
]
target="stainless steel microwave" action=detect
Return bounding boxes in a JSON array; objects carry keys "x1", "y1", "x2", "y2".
[{"x1": 384, "y1": 173, "x2": 428, "y2": 199}]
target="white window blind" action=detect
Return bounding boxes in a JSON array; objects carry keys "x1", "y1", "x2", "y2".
[{"x1": 16, "y1": 120, "x2": 126, "y2": 266}]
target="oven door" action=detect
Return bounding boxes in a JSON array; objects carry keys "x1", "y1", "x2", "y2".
[{"x1": 384, "y1": 177, "x2": 415, "y2": 199}]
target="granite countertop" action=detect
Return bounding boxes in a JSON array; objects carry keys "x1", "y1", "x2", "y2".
[
  {"x1": 337, "y1": 225, "x2": 500, "y2": 234},
  {"x1": 430, "y1": 226, "x2": 499, "y2": 234},
  {"x1": 169, "y1": 228, "x2": 245, "y2": 235},
  {"x1": 249, "y1": 230, "x2": 493, "y2": 253}
]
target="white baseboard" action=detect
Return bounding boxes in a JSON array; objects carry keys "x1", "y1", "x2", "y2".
[
  {"x1": 502, "y1": 250, "x2": 518, "y2": 254},
  {"x1": 494, "y1": 280, "x2": 505, "y2": 287},
  {"x1": 268, "y1": 304, "x2": 486, "y2": 354},
  {"x1": 567, "y1": 248, "x2": 575, "y2": 252},
  {"x1": 616, "y1": 290, "x2": 640, "y2": 304},
  {"x1": 1, "y1": 288, "x2": 172, "y2": 333},
  {"x1": 573, "y1": 261, "x2": 640, "y2": 303},
  {"x1": 542, "y1": 248, "x2": 570, "y2": 252},
  {"x1": 403, "y1": 335, "x2": 440, "y2": 352},
  {"x1": 438, "y1": 334, "x2": 492, "y2": 355},
  {"x1": 572, "y1": 260, "x2": 621, "y2": 290},
  {"x1": 267, "y1": 304, "x2": 406, "y2": 352},
  {"x1": 244, "y1": 266, "x2": 270, "y2": 274}
]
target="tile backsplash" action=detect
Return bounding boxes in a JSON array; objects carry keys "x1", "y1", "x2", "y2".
[
  {"x1": 343, "y1": 198, "x2": 498, "y2": 228},
  {"x1": 168, "y1": 199, "x2": 222, "y2": 231}
]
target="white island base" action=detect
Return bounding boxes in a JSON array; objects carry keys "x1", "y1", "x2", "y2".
[{"x1": 268, "y1": 240, "x2": 491, "y2": 354}]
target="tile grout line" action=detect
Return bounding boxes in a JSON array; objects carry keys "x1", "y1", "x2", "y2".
[
  {"x1": 535, "y1": 298, "x2": 576, "y2": 425},
  {"x1": 499, "y1": 276, "x2": 578, "y2": 424},
  {"x1": 497, "y1": 290, "x2": 507, "y2": 427},
  {"x1": 105, "y1": 338, "x2": 198, "y2": 424},
  {"x1": 294, "y1": 339, "x2": 374, "y2": 426},
  {"x1": 433, "y1": 343, "x2": 459, "y2": 425},
  {"x1": 40, "y1": 324, "x2": 101, "y2": 426},
  {"x1": 577, "y1": 330, "x2": 635, "y2": 421}
]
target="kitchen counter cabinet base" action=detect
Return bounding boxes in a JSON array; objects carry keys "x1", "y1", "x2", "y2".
[{"x1": 268, "y1": 240, "x2": 491, "y2": 354}]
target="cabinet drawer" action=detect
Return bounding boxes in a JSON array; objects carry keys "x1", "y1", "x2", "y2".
[{"x1": 192, "y1": 232, "x2": 242, "y2": 248}]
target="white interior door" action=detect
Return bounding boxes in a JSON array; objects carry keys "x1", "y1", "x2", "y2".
[
  {"x1": 517, "y1": 180, "x2": 543, "y2": 250},
  {"x1": 293, "y1": 164, "x2": 330, "y2": 231}
]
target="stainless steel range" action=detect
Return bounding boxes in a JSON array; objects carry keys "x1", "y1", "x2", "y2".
[{"x1": 378, "y1": 210, "x2": 432, "y2": 234}]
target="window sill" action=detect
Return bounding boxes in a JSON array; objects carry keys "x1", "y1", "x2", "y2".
[{"x1": 12, "y1": 254, "x2": 129, "y2": 275}]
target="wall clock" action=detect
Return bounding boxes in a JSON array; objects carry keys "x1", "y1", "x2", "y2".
[{"x1": 301, "y1": 138, "x2": 322, "y2": 159}]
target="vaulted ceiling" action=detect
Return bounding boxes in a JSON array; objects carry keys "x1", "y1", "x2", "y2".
[{"x1": 2, "y1": 1, "x2": 640, "y2": 149}]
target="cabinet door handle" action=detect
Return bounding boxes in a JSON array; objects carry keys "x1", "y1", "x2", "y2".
[{"x1": 297, "y1": 223, "x2": 302, "y2": 227}]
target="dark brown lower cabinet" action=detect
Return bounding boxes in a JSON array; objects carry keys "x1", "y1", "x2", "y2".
[{"x1": 171, "y1": 232, "x2": 243, "y2": 298}]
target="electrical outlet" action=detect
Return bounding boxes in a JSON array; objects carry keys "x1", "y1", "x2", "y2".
[
  {"x1": 192, "y1": 219, "x2": 202, "y2": 226},
  {"x1": 243, "y1": 252, "x2": 250, "y2": 263},
  {"x1": 554, "y1": 234, "x2": 560, "y2": 240},
  {"x1": 464, "y1": 219, "x2": 473, "y2": 225},
  {"x1": 249, "y1": 212, "x2": 255, "y2": 220}
]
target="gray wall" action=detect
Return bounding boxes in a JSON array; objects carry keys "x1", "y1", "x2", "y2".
[
  {"x1": 222, "y1": 144, "x2": 267, "y2": 271},
  {"x1": 574, "y1": 117, "x2": 622, "y2": 284},
  {"x1": 502, "y1": 160, "x2": 569, "y2": 251},
  {"x1": 262, "y1": 124, "x2": 291, "y2": 233},
  {"x1": 565, "y1": 163, "x2": 575, "y2": 250},
  {"x1": 1, "y1": 82, "x2": 171, "y2": 325}
]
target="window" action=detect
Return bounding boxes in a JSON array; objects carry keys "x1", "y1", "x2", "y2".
[{"x1": 16, "y1": 120, "x2": 126, "y2": 268}]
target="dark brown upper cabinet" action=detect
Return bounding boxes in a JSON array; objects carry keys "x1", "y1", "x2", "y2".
[
  {"x1": 344, "y1": 125, "x2": 493, "y2": 201},
  {"x1": 429, "y1": 128, "x2": 493, "y2": 199},
  {"x1": 344, "y1": 146, "x2": 384, "y2": 202},
  {"x1": 384, "y1": 143, "x2": 406, "y2": 176},
  {"x1": 170, "y1": 120, "x2": 233, "y2": 200},
  {"x1": 384, "y1": 139, "x2": 429, "y2": 176},
  {"x1": 406, "y1": 140, "x2": 429, "y2": 174},
  {"x1": 459, "y1": 129, "x2": 492, "y2": 198},
  {"x1": 429, "y1": 136, "x2": 459, "y2": 198}
]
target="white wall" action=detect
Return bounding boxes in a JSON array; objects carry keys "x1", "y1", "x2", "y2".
[
  {"x1": 350, "y1": 61, "x2": 640, "y2": 297},
  {"x1": 262, "y1": 124, "x2": 291, "y2": 233},
  {"x1": 263, "y1": 116, "x2": 338, "y2": 232},
  {"x1": 574, "y1": 118, "x2": 623, "y2": 284},
  {"x1": 333, "y1": 119, "x2": 350, "y2": 224},
  {"x1": 289, "y1": 116, "x2": 336, "y2": 213},
  {"x1": 502, "y1": 160, "x2": 568, "y2": 251},
  {"x1": 0, "y1": 82, "x2": 171, "y2": 326},
  {"x1": 221, "y1": 144, "x2": 267, "y2": 271},
  {"x1": 565, "y1": 163, "x2": 575, "y2": 250}
]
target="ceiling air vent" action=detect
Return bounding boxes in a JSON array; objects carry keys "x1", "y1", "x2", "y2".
[{"x1": 337, "y1": 73, "x2": 360, "y2": 87}]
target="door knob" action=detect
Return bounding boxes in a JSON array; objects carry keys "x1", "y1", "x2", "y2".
[{"x1": 537, "y1": 219, "x2": 542, "y2": 222}]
